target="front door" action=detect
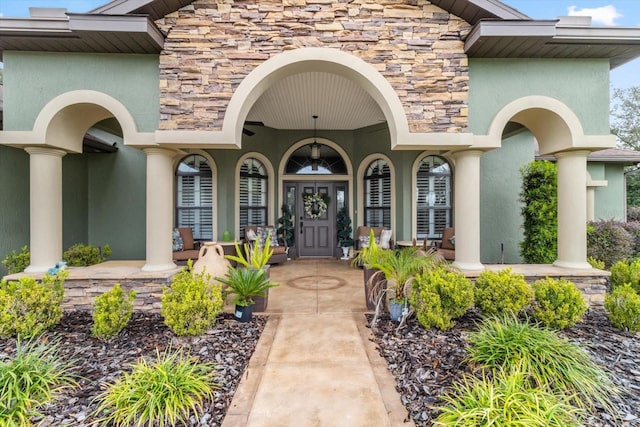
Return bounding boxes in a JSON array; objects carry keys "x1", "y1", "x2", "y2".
[{"x1": 285, "y1": 182, "x2": 347, "y2": 257}]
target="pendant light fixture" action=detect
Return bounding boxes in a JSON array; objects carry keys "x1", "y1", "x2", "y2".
[{"x1": 310, "y1": 115, "x2": 320, "y2": 171}]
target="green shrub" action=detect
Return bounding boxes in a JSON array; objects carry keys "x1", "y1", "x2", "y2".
[
  {"x1": 467, "y1": 316, "x2": 618, "y2": 414},
  {"x1": 409, "y1": 268, "x2": 474, "y2": 330},
  {"x1": 63, "y1": 243, "x2": 111, "y2": 267},
  {"x1": 587, "y1": 256, "x2": 605, "y2": 270},
  {"x1": 93, "y1": 348, "x2": 217, "y2": 427},
  {"x1": 0, "y1": 271, "x2": 67, "y2": 338},
  {"x1": 604, "y1": 284, "x2": 640, "y2": 332},
  {"x1": 628, "y1": 206, "x2": 640, "y2": 222},
  {"x1": 531, "y1": 278, "x2": 587, "y2": 329},
  {"x1": 610, "y1": 259, "x2": 640, "y2": 294},
  {"x1": 435, "y1": 366, "x2": 580, "y2": 427},
  {"x1": 92, "y1": 284, "x2": 137, "y2": 341},
  {"x1": 161, "y1": 261, "x2": 223, "y2": 336},
  {"x1": 1, "y1": 246, "x2": 30, "y2": 275},
  {"x1": 621, "y1": 221, "x2": 640, "y2": 255},
  {"x1": 519, "y1": 160, "x2": 557, "y2": 264},
  {"x1": 587, "y1": 220, "x2": 634, "y2": 268},
  {"x1": 0, "y1": 339, "x2": 77, "y2": 425},
  {"x1": 474, "y1": 268, "x2": 533, "y2": 317}
]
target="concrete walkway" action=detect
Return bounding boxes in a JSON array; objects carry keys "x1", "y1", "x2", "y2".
[{"x1": 222, "y1": 259, "x2": 414, "y2": 427}]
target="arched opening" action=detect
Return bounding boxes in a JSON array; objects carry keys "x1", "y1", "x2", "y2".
[{"x1": 415, "y1": 155, "x2": 453, "y2": 240}]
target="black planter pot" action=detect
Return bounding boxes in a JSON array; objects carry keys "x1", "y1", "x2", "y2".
[
  {"x1": 363, "y1": 268, "x2": 385, "y2": 311},
  {"x1": 234, "y1": 304, "x2": 253, "y2": 322},
  {"x1": 253, "y1": 265, "x2": 270, "y2": 313}
]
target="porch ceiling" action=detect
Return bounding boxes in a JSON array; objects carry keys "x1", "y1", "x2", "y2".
[{"x1": 245, "y1": 72, "x2": 386, "y2": 131}]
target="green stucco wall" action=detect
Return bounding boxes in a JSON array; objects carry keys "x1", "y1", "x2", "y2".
[
  {"x1": 480, "y1": 130, "x2": 534, "y2": 263},
  {"x1": 589, "y1": 163, "x2": 627, "y2": 220},
  {"x1": 87, "y1": 143, "x2": 146, "y2": 260},
  {"x1": 468, "y1": 59, "x2": 611, "y2": 135},
  {"x1": 2, "y1": 52, "x2": 159, "y2": 132},
  {"x1": 62, "y1": 155, "x2": 89, "y2": 249},
  {"x1": 0, "y1": 146, "x2": 29, "y2": 276},
  {"x1": 204, "y1": 123, "x2": 418, "y2": 242}
]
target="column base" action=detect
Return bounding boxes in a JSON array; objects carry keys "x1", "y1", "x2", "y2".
[
  {"x1": 24, "y1": 265, "x2": 52, "y2": 274},
  {"x1": 142, "y1": 262, "x2": 178, "y2": 272},
  {"x1": 552, "y1": 260, "x2": 593, "y2": 270},
  {"x1": 453, "y1": 261, "x2": 485, "y2": 272}
]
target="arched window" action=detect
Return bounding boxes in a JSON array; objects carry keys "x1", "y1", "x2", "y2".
[
  {"x1": 364, "y1": 159, "x2": 391, "y2": 228},
  {"x1": 284, "y1": 143, "x2": 347, "y2": 175},
  {"x1": 175, "y1": 154, "x2": 213, "y2": 240},
  {"x1": 416, "y1": 155, "x2": 452, "y2": 239},
  {"x1": 240, "y1": 158, "x2": 268, "y2": 237}
]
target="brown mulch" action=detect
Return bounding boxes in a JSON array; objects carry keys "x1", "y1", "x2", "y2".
[
  {"x1": 369, "y1": 308, "x2": 640, "y2": 426},
  {"x1": 0, "y1": 312, "x2": 266, "y2": 426}
]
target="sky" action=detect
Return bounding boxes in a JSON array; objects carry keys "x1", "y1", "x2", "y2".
[{"x1": 0, "y1": 0, "x2": 638, "y2": 90}]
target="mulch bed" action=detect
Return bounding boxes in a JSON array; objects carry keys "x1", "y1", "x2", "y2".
[
  {"x1": 0, "y1": 312, "x2": 266, "y2": 427},
  {"x1": 369, "y1": 308, "x2": 640, "y2": 426}
]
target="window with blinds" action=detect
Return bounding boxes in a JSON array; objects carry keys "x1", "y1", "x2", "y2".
[
  {"x1": 364, "y1": 159, "x2": 391, "y2": 228},
  {"x1": 240, "y1": 158, "x2": 268, "y2": 238},
  {"x1": 416, "y1": 155, "x2": 452, "y2": 239},
  {"x1": 176, "y1": 155, "x2": 213, "y2": 240}
]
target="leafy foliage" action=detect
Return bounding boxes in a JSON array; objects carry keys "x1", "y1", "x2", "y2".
[
  {"x1": 225, "y1": 236, "x2": 273, "y2": 271},
  {"x1": 627, "y1": 172, "x2": 640, "y2": 208},
  {"x1": 610, "y1": 258, "x2": 640, "y2": 294},
  {"x1": 409, "y1": 268, "x2": 474, "y2": 330},
  {"x1": 467, "y1": 316, "x2": 618, "y2": 414},
  {"x1": 604, "y1": 284, "x2": 640, "y2": 332},
  {"x1": 93, "y1": 348, "x2": 217, "y2": 427},
  {"x1": 161, "y1": 261, "x2": 223, "y2": 336},
  {"x1": 611, "y1": 86, "x2": 640, "y2": 151},
  {"x1": 474, "y1": 268, "x2": 533, "y2": 317},
  {"x1": 621, "y1": 221, "x2": 640, "y2": 255},
  {"x1": 63, "y1": 243, "x2": 111, "y2": 267},
  {"x1": 351, "y1": 229, "x2": 386, "y2": 268},
  {"x1": 435, "y1": 367, "x2": 580, "y2": 427},
  {"x1": 0, "y1": 340, "x2": 78, "y2": 426},
  {"x1": 276, "y1": 204, "x2": 295, "y2": 248},
  {"x1": 216, "y1": 267, "x2": 277, "y2": 307},
  {"x1": 1, "y1": 246, "x2": 30, "y2": 274},
  {"x1": 587, "y1": 220, "x2": 634, "y2": 268},
  {"x1": 588, "y1": 256, "x2": 606, "y2": 270},
  {"x1": 628, "y1": 206, "x2": 640, "y2": 221},
  {"x1": 336, "y1": 207, "x2": 355, "y2": 247},
  {"x1": 0, "y1": 271, "x2": 67, "y2": 338},
  {"x1": 519, "y1": 160, "x2": 557, "y2": 263},
  {"x1": 92, "y1": 284, "x2": 137, "y2": 341},
  {"x1": 531, "y1": 278, "x2": 587, "y2": 329}
]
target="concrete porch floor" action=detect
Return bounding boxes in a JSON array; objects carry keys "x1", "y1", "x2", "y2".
[{"x1": 222, "y1": 258, "x2": 414, "y2": 426}]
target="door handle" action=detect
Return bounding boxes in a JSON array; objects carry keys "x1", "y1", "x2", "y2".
[{"x1": 300, "y1": 222, "x2": 304, "y2": 233}]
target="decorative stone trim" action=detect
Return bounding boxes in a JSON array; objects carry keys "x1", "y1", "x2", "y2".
[{"x1": 156, "y1": 0, "x2": 470, "y2": 133}]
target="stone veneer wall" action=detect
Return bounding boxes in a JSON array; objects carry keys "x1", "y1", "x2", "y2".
[
  {"x1": 156, "y1": 0, "x2": 470, "y2": 133},
  {"x1": 62, "y1": 277, "x2": 174, "y2": 312}
]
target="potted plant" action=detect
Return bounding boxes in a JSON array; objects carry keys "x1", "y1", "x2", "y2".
[
  {"x1": 277, "y1": 204, "x2": 295, "y2": 258},
  {"x1": 336, "y1": 207, "x2": 355, "y2": 260},
  {"x1": 369, "y1": 247, "x2": 445, "y2": 323},
  {"x1": 224, "y1": 233, "x2": 276, "y2": 312},
  {"x1": 351, "y1": 230, "x2": 387, "y2": 310},
  {"x1": 216, "y1": 267, "x2": 277, "y2": 322}
]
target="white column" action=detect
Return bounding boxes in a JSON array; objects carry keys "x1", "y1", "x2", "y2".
[
  {"x1": 142, "y1": 148, "x2": 177, "y2": 272},
  {"x1": 554, "y1": 150, "x2": 591, "y2": 269},
  {"x1": 586, "y1": 187, "x2": 595, "y2": 222},
  {"x1": 24, "y1": 147, "x2": 66, "y2": 273},
  {"x1": 452, "y1": 149, "x2": 484, "y2": 271}
]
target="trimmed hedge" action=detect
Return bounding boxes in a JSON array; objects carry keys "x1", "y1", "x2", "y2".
[{"x1": 587, "y1": 220, "x2": 634, "y2": 268}]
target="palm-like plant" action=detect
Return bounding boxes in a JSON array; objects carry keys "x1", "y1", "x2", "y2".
[
  {"x1": 225, "y1": 232, "x2": 274, "y2": 270},
  {"x1": 216, "y1": 267, "x2": 278, "y2": 307}
]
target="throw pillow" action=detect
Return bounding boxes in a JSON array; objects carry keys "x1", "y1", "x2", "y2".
[
  {"x1": 246, "y1": 228, "x2": 257, "y2": 241},
  {"x1": 266, "y1": 227, "x2": 279, "y2": 247},
  {"x1": 172, "y1": 229, "x2": 183, "y2": 251},
  {"x1": 449, "y1": 236, "x2": 456, "y2": 247},
  {"x1": 380, "y1": 229, "x2": 393, "y2": 249},
  {"x1": 359, "y1": 235, "x2": 370, "y2": 248}
]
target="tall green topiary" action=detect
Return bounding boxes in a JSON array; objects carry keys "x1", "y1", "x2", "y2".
[
  {"x1": 519, "y1": 161, "x2": 557, "y2": 263},
  {"x1": 336, "y1": 207, "x2": 355, "y2": 247}
]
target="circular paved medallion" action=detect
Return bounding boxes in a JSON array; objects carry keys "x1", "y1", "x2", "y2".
[{"x1": 287, "y1": 275, "x2": 347, "y2": 290}]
